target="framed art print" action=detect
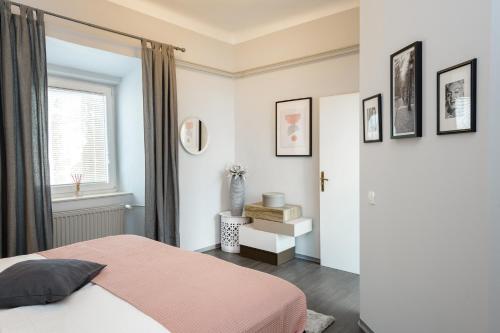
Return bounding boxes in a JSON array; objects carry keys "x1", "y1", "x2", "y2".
[
  {"x1": 390, "y1": 41, "x2": 422, "y2": 138},
  {"x1": 276, "y1": 97, "x2": 312, "y2": 157},
  {"x1": 437, "y1": 59, "x2": 477, "y2": 134},
  {"x1": 362, "y1": 94, "x2": 383, "y2": 143}
]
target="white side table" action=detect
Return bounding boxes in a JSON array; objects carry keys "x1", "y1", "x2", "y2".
[{"x1": 219, "y1": 211, "x2": 251, "y2": 253}]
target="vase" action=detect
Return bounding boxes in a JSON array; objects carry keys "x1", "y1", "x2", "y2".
[{"x1": 230, "y1": 176, "x2": 245, "y2": 216}]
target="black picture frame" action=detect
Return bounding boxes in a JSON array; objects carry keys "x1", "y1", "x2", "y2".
[
  {"x1": 198, "y1": 119, "x2": 203, "y2": 151},
  {"x1": 275, "y1": 97, "x2": 312, "y2": 157},
  {"x1": 437, "y1": 59, "x2": 477, "y2": 135},
  {"x1": 390, "y1": 41, "x2": 422, "y2": 139},
  {"x1": 362, "y1": 94, "x2": 383, "y2": 143}
]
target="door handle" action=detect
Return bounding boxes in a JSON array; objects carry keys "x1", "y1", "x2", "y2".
[{"x1": 320, "y1": 171, "x2": 329, "y2": 192}]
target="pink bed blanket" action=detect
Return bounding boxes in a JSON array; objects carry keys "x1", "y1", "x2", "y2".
[{"x1": 40, "y1": 235, "x2": 307, "y2": 333}]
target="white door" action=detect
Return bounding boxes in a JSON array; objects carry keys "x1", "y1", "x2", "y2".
[{"x1": 319, "y1": 93, "x2": 360, "y2": 274}]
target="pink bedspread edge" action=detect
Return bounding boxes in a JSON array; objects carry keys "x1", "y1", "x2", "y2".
[{"x1": 39, "y1": 235, "x2": 307, "y2": 333}]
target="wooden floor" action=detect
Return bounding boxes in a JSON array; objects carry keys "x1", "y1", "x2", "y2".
[{"x1": 205, "y1": 249, "x2": 363, "y2": 333}]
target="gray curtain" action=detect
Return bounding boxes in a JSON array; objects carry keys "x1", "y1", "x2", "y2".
[
  {"x1": 141, "y1": 41, "x2": 179, "y2": 246},
  {"x1": 0, "y1": 1, "x2": 53, "y2": 257}
]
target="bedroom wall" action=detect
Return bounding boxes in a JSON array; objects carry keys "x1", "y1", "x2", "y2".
[
  {"x1": 115, "y1": 55, "x2": 237, "y2": 250},
  {"x1": 490, "y1": 3, "x2": 500, "y2": 332},
  {"x1": 234, "y1": 53, "x2": 359, "y2": 259},
  {"x1": 177, "y1": 68, "x2": 235, "y2": 251},
  {"x1": 359, "y1": 1, "x2": 493, "y2": 332},
  {"x1": 232, "y1": 7, "x2": 360, "y2": 260},
  {"x1": 116, "y1": 62, "x2": 145, "y2": 236}
]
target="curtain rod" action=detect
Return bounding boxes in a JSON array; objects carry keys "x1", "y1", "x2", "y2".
[{"x1": 9, "y1": 1, "x2": 186, "y2": 52}]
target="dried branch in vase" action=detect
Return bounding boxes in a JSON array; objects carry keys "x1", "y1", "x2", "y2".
[{"x1": 71, "y1": 173, "x2": 83, "y2": 196}]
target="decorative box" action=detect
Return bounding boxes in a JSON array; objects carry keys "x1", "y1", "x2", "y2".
[
  {"x1": 239, "y1": 224, "x2": 295, "y2": 265},
  {"x1": 244, "y1": 202, "x2": 301, "y2": 223},
  {"x1": 262, "y1": 192, "x2": 285, "y2": 208},
  {"x1": 252, "y1": 217, "x2": 312, "y2": 237}
]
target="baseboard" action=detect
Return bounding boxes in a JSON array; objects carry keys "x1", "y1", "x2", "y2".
[
  {"x1": 196, "y1": 243, "x2": 221, "y2": 252},
  {"x1": 295, "y1": 253, "x2": 320, "y2": 264},
  {"x1": 358, "y1": 319, "x2": 375, "y2": 333}
]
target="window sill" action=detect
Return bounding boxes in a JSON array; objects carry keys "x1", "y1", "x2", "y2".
[{"x1": 52, "y1": 192, "x2": 132, "y2": 203}]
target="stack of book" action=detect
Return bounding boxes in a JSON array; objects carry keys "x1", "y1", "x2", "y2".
[{"x1": 239, "y1": 201, "x2": 312, "y2": 265}]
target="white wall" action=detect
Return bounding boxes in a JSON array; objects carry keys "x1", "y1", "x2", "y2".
[
  {"x1": 177, "y1": 68, "x2": 235, "y2": 251},
  {"x1": 116, "y1": 61, "x2": 145, "y2": 235},
  {"x1": 360, "y1": 1, "x2": 493, "y2": 332},
  {"x1": 490, "y1": 2, "x2": 500, "y2": 332},
  {"x1": 235, "y1": 54, "x2": 359, "y2": 259},
  {"x1": 117, "y1": 65, "x2": 236, "y2": 250},
  {"x1": 118, "y1": 65, "x2": 237, "y2": 250}
]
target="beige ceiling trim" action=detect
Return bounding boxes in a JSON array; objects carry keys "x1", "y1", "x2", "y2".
[
  {"x1": 176, "y1": 44, "x2": 359, "y2": 79},
  {"x1": 234, "y1": 45, "x2": 359, "y2": 78},
  {"x1": 176, "y1": 60, "x2": 235, "y2": 78}
]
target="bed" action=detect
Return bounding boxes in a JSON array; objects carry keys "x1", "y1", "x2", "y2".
[{"x1": 0, "y1": 235, "x2": 307, "y2": 333}]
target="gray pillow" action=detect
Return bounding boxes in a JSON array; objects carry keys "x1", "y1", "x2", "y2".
[{"x1": 0, "y1": 259, "x2": 106, "y2": 309}]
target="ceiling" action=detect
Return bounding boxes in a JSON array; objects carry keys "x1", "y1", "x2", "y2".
[{"x1": 106, "y1": 0, "x2": 359, "y2": 44}]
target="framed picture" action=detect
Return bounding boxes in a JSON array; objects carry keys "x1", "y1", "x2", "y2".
[
  {"x1": 362, "y1": 94, "x2": 383, "y2": 143},
  {"x1": 437, "y1": 59, "x2": 477, "y2": 134},
  {"x1": 276, "y1": 97, "x2": 312, "y2": 157},
  {"x1": 390, "y1": 41, "x2": 422, "y2": 138}
]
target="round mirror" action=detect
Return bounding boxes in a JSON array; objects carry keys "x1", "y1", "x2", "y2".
[{"x1": 180, "y1": 117, "x2": 209, "y2": 155}]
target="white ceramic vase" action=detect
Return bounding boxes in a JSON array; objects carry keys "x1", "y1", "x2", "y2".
[{"x1": 230, "y1": 176, "x2": 245, "y2": 216}]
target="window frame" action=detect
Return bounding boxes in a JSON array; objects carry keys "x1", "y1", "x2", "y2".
[{"x1": 47, "y1": 75, "x2": 118, "y2": 198}]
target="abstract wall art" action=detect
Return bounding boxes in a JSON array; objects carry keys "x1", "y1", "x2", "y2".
[{"x1": 275, "y1": 97, "x2": 312, "y2": 156}]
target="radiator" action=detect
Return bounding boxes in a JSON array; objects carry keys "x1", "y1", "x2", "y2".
[{"x1": 53, "y1": 205, "x2": 125, "y2": 247}]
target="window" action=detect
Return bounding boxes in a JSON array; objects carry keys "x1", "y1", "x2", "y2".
[{"x1": 48, "y1": 76, "x2": 116, "y2": 196}]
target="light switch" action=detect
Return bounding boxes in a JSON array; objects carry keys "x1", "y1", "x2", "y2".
[{"x1": 368, "y1": 191, "x2": 376, "y2": 205}]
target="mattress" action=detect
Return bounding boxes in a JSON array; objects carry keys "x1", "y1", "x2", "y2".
[
  {"x1": 0, "y1": 254, "x2": 169, "y2": 333},
  {"x1": 0, "y1": 235, "x2": 307, "y2": 333}
]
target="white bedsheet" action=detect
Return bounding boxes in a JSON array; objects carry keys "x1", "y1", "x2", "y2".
[{"x1": 0, "y1": 254, "x2": 169, "y2": 333}]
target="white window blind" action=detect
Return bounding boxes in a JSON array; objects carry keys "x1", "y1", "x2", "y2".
[{"x1": 48, "y1": 86, "x2": 109, "y2": 186}]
